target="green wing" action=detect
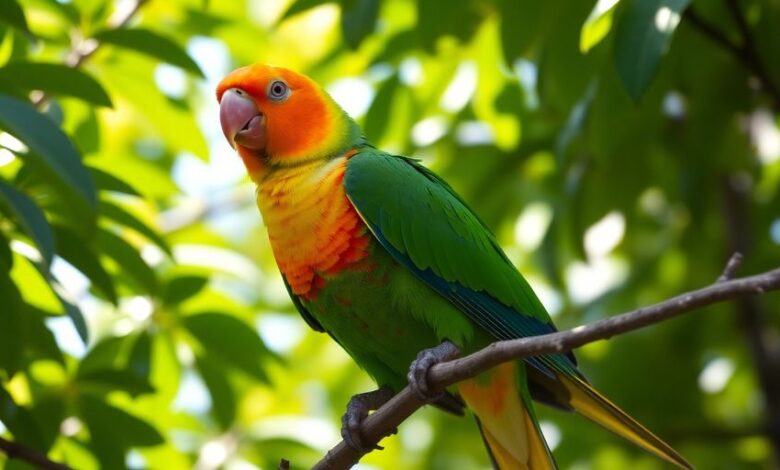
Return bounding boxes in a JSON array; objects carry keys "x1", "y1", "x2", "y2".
[{"x1": 344, "y1": 149, "x2": 577, "y2": 376}]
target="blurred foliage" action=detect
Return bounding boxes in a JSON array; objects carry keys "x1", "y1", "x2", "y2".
[{"x1": 0, "y1": 0, "x2": 779, "y2": 469}]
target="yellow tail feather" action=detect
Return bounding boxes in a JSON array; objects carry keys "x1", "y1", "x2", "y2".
[
  {"x1": 558, "y1": 373, "x2": 693, "y2": 469},
  {"x1": 459, "y1": 363, "x2": 556, "y2": 470}
]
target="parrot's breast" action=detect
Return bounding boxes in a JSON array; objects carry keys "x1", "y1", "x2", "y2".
[{"x1": 256, "y1": 153, "x2": 370, "y2": 299}]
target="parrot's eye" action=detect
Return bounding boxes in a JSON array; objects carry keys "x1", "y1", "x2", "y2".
[{"x1": 267, "y1": 80, "x2": 290, "y2": 102}]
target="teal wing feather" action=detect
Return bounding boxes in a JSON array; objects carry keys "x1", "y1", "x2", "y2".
[{"x1": 343, "y1": 149, "x2": 578, "y2": 377}]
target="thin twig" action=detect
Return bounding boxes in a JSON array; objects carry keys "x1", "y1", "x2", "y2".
[
  {"x1": 312, "y1": 263, "x2": 780, "y2": 469},
  {"x1": 32, "y1": 0, "x2": 150, "y2": 107},
  {"x1": 717, "y1": 252, "x2": 744, "y2": 282},
  {"x1": 723, "y1": 0, "x2": 780, "y2": 108},
  {"x1": 0, "y1": 437, "x2": 71, "y2": 470},
  {"x1": 684, "y1": 3, "x2": 780, "y2": 110}
]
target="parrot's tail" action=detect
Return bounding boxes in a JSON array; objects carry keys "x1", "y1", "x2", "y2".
[
  {"x1": 555, "y1": 372, "x2": 693, "y2": 469},
  {"x1": 458, "y1": 362, "x2": 556, "y2": 470}
]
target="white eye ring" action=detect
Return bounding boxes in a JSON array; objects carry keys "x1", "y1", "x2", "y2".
[{"x1": 267, "y1": 80, "x2": 290, "y2": 102}]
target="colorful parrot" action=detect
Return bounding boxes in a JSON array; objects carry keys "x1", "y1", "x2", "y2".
[{"x1": 217, "y1": 64, "x2": 692, "y2": 470}]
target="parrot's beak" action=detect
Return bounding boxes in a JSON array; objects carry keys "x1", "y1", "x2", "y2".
[{"x1": 219, "y1": 88, "x2": 266, "y2": 151}]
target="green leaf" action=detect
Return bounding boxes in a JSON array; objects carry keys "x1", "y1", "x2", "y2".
[
  {"x1": 127, "y1": 332, "x2": 151, "y2": 378},
  {"x1": 52, "y1": 224, "x2": 117, "y2": 304},
  {"x1": 0, "y1": 95, "x2": 97, "y2": 213},
  {"x1": 195, "y1": 355, "x2": 235, "y2": 429},
  {"x1": 20, "y1": 305, "x2": 64, "y2": 365},
  {"x1": 499, "y1": 0, "x2": 551, "y2": 64},
  {"x1": 93, "y1": 28, "x2": 204, "y2": 77},
  {"x1": 78, "y1": 335, "x2": 126, "y2": 374},
  {"x1": 183, "y1": 312, "x2": 270, "y2": 382},
  {"x1": 417, "y1": 0, "x2": 483, "y2": 51},
  {"x1": 340, "y1": 0, "x2": 379, "y2": 49},
  {"x1": 279, "y1": 0, "x2": 332, "y2": 22},
  {"x1": 162, "y1": 275, "x2": 208, "y2": 305},
  {"x1": 88, "y1": 167, "x2": 142, "y2": 197},
  {"x1": 580, "y1": 0, "x2": 620, "y2": 53},
  {"x1": 0, "y1": 62, "x2": 112, "y2": 107},
  {"x1": 79, "y1": 395, "x2": 163, "y2": 468},
  {"x1": 77, "y1": 369, "x2": 155, "y2": 396},
  {"x1": 80, "y1": 397, "x2": 164, "y2": 446},
  {"x1": 0, "y1": 178, "x2": 55, "y2": 266},
  {"x1": 363, "y1": 74, "x2": 398, "y2": 143},
  {"x1": 614, "y1": 0, "x2": 691, "y2": 100},
  {"x1": 0, "y1": 230, "x2": 12, "y2": 273},
  {"x1": 0, "y1": 387, "x2": 44, "y2": 449},
  {"x1": 100, "y1": 199, "x2": 172, "y2": 256},
  {"x1": 49, "y1": 274, "x2": 89, "y2": 343},
  {"x1": 0, "y1": 0, "x2": 30, "y2": 35},
  {"x1": 0, "y1": 268, "x2": 23, "y2": 375},
  {"x1": 97, "y1": 229, "x2": 158, "y2": 294}
]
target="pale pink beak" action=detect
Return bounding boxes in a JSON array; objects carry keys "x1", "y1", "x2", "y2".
[{"x1": 219, "y1": 88, "x2": 266, "y2": 150}]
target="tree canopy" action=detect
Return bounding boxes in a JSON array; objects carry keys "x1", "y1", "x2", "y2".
[{"x1": 0, "y1": 0, "x2": 779, "y2": 469}]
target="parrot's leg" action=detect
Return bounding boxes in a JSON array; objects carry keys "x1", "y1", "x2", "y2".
[
  {"x1": 407, "y1": 340, "x2": 460, "y2": 401},
  {"x1": 341, "y1": 386, "x2": 395, "y2": 451}
]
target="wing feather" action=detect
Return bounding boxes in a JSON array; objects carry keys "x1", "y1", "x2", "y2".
[{"x1": 344, "y1": 150, "x2": 578, "y2": 375}]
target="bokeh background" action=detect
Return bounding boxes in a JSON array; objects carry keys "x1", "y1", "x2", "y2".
[{"x1": 1, "y1": 0, "x2": 779, "y2": 468}]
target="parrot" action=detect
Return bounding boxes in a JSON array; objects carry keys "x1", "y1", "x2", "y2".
[{"x1": 217, "y1": 64, "x2": 692, "y2": 470}]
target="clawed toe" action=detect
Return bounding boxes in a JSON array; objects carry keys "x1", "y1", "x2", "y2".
[
  {"x1": 407, "y1": 341, "x2": 460, "y2": 401},
  {"x1": 340, "y1": 386, "x2": 394, "y2": 452}
]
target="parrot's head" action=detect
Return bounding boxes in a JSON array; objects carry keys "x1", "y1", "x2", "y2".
[{"x1": 217, "y1": 64, "x2": 359, "y2": 176}]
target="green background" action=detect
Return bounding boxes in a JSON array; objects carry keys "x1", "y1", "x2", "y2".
[{"x1": 0, "y1": 0, "x2": 779, "y2": 468}]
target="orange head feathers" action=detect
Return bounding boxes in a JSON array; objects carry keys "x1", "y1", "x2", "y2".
[{"x1": 217, "y1": 64, "x2": 361, "y2": 176}]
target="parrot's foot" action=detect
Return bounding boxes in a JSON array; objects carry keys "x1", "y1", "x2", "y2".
[
  {"x1": 341, "y1": 386, "x2": 395, "y2": 452},
  {"x1": 407, "y1": 340, "x2": 460, "y2": 401}
]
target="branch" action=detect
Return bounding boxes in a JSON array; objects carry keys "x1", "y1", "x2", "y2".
[
  {"x1": 311, "y1": 261, "x2": 780, "y2": 470},
  {"x1": 683, "y1": 4, "x2": 780, "y2": 111},
  {"x1": 0, "y1": 437, "x2": 71, "y2": 470},
  {"x1": 32, "y1": 0, "x2": 149, "y2": 107}
]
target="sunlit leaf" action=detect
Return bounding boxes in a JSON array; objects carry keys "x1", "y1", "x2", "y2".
[
  {"x1": 614, "y1": 0, "x2": 691, "y2": 100},
  {"x1": 0, "y1": 62, "x2": 112, "y2": 107},
  {"x1": 93, "y1": 28, "x2": 204, "y2": 77},
  {"x1": 183, "y1": 312, "x2": 271, "y2": 382},
  {"x1": 0, "y1": 95, "x2": 97, "y2": 213},
  {"x1": 580, "y1": 0, "x2": 621, "y2": 53},
  {"x1": 0, "y1": 178, "x2": 55, "y2": 266}
]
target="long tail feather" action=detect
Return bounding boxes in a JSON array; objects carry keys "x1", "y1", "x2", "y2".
[
  {"x1": 557, "y1": 373, "x2": 693, "y2": 469},
  {"x1": 460, "y1": 363, "x2": 557, "y2": 470}
]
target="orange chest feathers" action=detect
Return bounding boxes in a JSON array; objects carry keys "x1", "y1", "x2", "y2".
[{"x1": 256, "y1": 156, "x2": 371, "y2": 299}]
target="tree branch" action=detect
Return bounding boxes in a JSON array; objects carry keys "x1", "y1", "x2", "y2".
[
  {"x1": 32, "y1": 0, "x2": 149, "y2": 107},
  {"x1": 0, "y1": 437, "x2": 71, "y2": 470},
  {"x1": 310, "y1": 261, "x2": 780, "y2": 470},
  {"x1": 684, "y1": 4, "x2": 780, "y2": 111}
]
